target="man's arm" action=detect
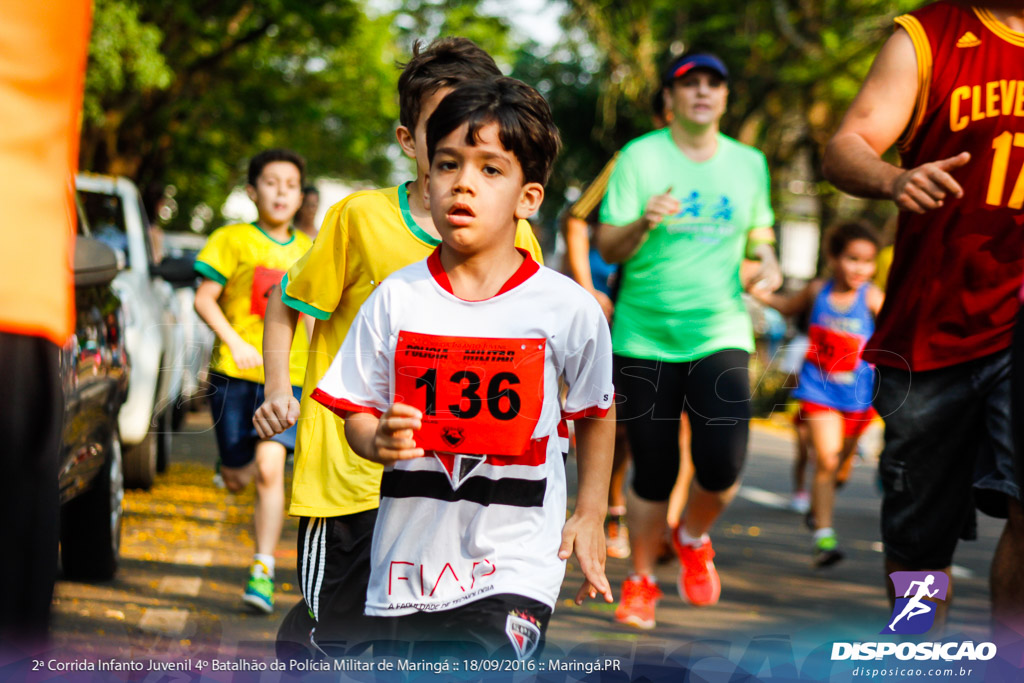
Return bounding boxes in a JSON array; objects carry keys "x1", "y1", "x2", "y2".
[
  {"x1": 559, "y1": 408, "x2": 616, "y2": 604},
  {"x1": 823, "y1": 28, "x2": 970, "y2": 213},
  {"x1": 253, "y1": 287, "x2": 301, "y2": 439}
]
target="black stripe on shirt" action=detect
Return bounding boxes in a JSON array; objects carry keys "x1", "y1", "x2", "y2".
[{"x1": 381, "y1": 470, "x2": 546, "y2": 508}]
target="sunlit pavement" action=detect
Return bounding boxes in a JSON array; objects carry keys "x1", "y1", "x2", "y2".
[
  {"x1": 51, "y1": 411, "x2": 301, "y2": 663},
  {"x1": 547, "y1": 419, "x2": 1000, "y2": 675},
  {"x1": 46, "y1": 410, "x2": 1001, "y2": 673}
]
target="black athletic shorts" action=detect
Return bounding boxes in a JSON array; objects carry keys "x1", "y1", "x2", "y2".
[
  {"x1": 379, "y1": 593, "x2": 552, "y2": 661},
  {"x1": 875, "y1": 349, "x2": 1020, "y2": 568},
  {"x1": 277, "y1": 510, "x2": 383, "y2": 656},
  {"x1": 1012, "y1": 305, "x2": 1024, "y2": 503}
]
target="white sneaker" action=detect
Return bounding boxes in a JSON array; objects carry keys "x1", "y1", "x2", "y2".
[{"x1": 790, "y1": 491, "x2": 810, "y2": 514}]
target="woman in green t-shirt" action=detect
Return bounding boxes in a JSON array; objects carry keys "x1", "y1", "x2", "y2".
[{"x1": 596, "y1": 52, "x2": 781, "y2": 630}]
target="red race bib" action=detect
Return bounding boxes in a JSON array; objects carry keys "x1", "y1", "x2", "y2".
[
  {"x1": 805, "y1": 324, "x2": 863, "y2": 374},
  {"x1": 250, "y1": 266, "x2": 285, "y2": 319},
  {"x1": 393, "y1": 331, "x2": 546, "y2": 456}
]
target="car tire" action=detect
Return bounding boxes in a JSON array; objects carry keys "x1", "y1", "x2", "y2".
[
  {"x1": 156, "y1": 409, "x2": 173, "y2": 473},
  {"x1": 61, "y1": 431, "x2": 123, "y2": 581},
  {"x1": 123, "y1": 427, "x2": 157, "y2": 490}
]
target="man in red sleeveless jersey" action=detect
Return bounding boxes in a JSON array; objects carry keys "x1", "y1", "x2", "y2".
[{"x1": 823, "y1": 1, "x2": 1024, "y2": 635}]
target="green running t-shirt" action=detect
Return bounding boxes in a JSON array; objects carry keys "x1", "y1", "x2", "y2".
[{"x1": 600, "y1": 128, "x2": 774, "y2": 361}]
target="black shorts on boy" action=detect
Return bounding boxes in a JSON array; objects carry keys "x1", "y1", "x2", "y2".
[
  {"x1": 378, "y1": 594, "x2": 552, "y2": 661},
  {"x1": 277, "y1": 510, "x2": 382, "y2": 658}
]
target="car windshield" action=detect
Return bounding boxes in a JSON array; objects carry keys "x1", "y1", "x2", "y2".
[{"x1": 80, "y1": 190, "x2": 129, "y2": 267}]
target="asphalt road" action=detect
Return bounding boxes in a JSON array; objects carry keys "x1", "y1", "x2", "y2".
[{"x1": 33, "y1": 410, "x2": 1012, "y2": 681}]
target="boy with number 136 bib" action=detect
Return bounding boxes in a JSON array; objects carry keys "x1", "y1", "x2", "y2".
[{"x1": 313, "y1": 77, "x2": 615, "y2": 658}]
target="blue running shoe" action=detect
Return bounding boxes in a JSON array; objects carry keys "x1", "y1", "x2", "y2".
[{"x1": 242, "y1": 561, "x2": 274, "y2": 613}]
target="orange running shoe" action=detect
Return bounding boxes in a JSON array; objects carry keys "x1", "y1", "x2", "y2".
[
  {"x1": 605, "y1": 515, "x2": 631, "y2": 559},
  {"x1": 614, "y1": 575, "x2": 663, "y2": 629},
  {"x1": 673, "y1": 531, "x2": 721, "y2": 606}
]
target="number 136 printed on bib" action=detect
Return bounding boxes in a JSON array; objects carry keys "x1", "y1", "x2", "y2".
[{"x1": 394, "y1": 331, "x2": 545, "y2": 456}]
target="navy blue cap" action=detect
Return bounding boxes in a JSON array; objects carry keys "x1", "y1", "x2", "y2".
[{"x1": 663, "y1": 54, "x2": 729, "y2": 85}]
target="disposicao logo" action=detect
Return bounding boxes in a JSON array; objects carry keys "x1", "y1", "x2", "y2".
[
  {"x1": 830, "y1": 571, "x2": 997, "y2": 663},
  {"x1": 883, "y1": 571, "x2": 948, "y2": 635}
]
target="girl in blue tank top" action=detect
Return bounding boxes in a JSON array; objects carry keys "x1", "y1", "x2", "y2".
[
  {"x1": 750, "y1": 221, "x2": 885, "y2": 568},
  {"x1": 794, "y1": 278, "x2": 876, "y2": 411}
]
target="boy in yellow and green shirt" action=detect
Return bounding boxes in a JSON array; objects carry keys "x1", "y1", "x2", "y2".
[
  {"x1": 253, "y1": 38, "x2": 543, "y2": 653},
  {"x1": 194, "y1": 149, "x2": 312, "y2": 614}
]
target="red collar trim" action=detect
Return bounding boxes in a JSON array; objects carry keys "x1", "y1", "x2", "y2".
[{"x1": 427, "y1": 247, "x2": 539, "y2": 301}]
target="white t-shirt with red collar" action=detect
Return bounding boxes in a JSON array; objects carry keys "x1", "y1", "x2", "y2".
[{"x1": 312, "y1": 248, "x2": 614, "y2": 616}]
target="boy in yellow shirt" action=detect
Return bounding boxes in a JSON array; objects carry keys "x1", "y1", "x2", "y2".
[
  {"x1": 252, "y1": 38, "x2": 543, "y2": 653},
  {"x1": 194, "y1": 149, "x2": 312, "y2": 614}
]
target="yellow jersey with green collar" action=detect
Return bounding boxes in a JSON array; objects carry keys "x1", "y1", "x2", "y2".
[
  {"x1": 195, "y1": 222, "x2": 312, "y2": 386},
  {"x1": 282, "y1": 183, "x2": 544, "y2": 517}
]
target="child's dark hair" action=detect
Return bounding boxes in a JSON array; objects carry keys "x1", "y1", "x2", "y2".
[
  {"x1": 248, "y1": 149, "x2": 306, "y2": 187},
  {"x1": 397, "y1": 37, "x2": 502, "y2": 131},
  {"x1": 426, "y1": 77, "x2": 561, "y2": 185},
  {"x1": 825, "y1": 220, "x2": 881, "y2": 258}
]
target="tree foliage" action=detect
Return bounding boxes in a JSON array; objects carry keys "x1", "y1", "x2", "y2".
[
  {"x1": 82, "y1": 0, "x2": 928, "y2": 236},
  {"x1": 392, "y1": 0, "x2": 517, "y2": 67},
  {"x1": 552, "y1": 0, "x2": 923, "y2": 227},
  {"x1": 82, "y1": 0, "x2": 399, "y2": 229}
]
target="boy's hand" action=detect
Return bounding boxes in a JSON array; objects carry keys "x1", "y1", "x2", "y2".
[
  {"x1": 642, "y1": 187, "x2": 680, "y2": 229},
  {"x1": 253, "y1": 390, "x2": 300, "y2": 439},
  {"x1": 559, "y1": 513, "x2": 613, "y2": 605},
  {"x1": 230, "y1": 341, "x2": 263, "y2": 370},
  {"x1": 373, "y1": 403, "x2": 425, "y2": 464}
]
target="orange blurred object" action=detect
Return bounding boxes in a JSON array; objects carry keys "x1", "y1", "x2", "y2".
[{"x1": 0, "y1": 0, "x2": 92, "y2": 344}]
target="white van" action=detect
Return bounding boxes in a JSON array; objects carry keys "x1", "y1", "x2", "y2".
[{"x1": 76, "y1": 173, "x2": 192, "y2": 489}]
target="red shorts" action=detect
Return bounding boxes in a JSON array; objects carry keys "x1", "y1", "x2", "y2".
[{"x1": 794, "y1": 401, "x2": 877, "y2": 440}]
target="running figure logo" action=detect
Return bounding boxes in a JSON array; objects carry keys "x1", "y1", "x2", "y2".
[{"x1": 882, "y1": 571, "x2": 949, "y2": 635}]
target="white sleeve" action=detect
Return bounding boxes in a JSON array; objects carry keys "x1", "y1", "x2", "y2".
[
  {"x1": 561, "y1": 294, "x2": 615, "y2": 419},
  {"x1": 311, "y1": 288, "x2": 392, "y2": 417}
]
